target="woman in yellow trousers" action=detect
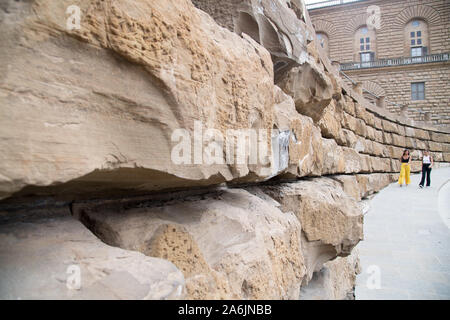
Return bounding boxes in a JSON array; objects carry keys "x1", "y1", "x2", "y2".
[{"x1": 398, "y1": 149, "x2": 411, "y2": 187}]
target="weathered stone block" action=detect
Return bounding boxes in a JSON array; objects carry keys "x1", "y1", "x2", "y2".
[
  {"x1": 443, "y1": 153, "x2": 450, "y2": 162},
  {"x1": 382, "y1": 120, "x2": 399, "y2": 134},
  {"x1": 428, "y1": 141, "x2": 444, "y2": 152},
  {"x1": 382, "y1": 132, "x2": 393, "y2": 145},
  {"x1": 430, "y1": 132, "x2": 450, "y2": 144},
  {"x1": 73, "y1": 189, "x2": 307, "y2": 300},
  {"x1": 392, "y1": 134, "x2": 406, "y2": 148},
  {"x1": 0, "y1": 211, "x2": 185, "y2": 300}
]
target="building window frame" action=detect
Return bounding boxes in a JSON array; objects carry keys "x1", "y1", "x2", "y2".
[
  {"x1": 406, "y1": 19, "x2": 428, "y2": 58},
  {"x1": 411, "y1": 82, "x2": 425, "y2": 101},
  {"x1": 360, "y1": 52, "x2": 373, "y2": 62},
  {"x1": 411, "y1": 46, "x2": 424, "y2": 57}
]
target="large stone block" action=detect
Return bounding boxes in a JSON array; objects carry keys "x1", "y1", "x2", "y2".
[
  {"x1": 443, "y1": 143, "x2": 450, "y2": 153},
  {"x1": 299, "y1": 250, "x2": 360, "y2": 300},
  {"x1": 0, "y1": 0, "x2": 279, "y2": 200},
  {"x1": 355, "y1": 173, "x2": 393, "y2": 199},
  {"x1": 431, "y1": 152, "x2": 443, "y2": 162},
  {"x1": 343, "y1": 96, "x2": 356, "y2": 116},
  {"x1": 382, "y1": 132, "x2": 393, "y2": 145},
  {"x1": 272, "y1": 86, "x2": 323, "y2": 177},
  {"x1": 443, "y1": 153, "x2": 450, "y2": 162},
  {"x1": 331, "y1": 175, "x2": 361, "y2": 201},
  {"x1": 193, "y1": 0, "x2": 310, "y2": 81},
  {"x1": 392, "y1": 134, "x2": 406, "y2": 148},
  {"x1": 278, "y1": 63, "x2": 334, "y2": 120},
  {"x1": 320, "y1": 139, "x2": 345, "y2": 175},
  {"x1": 366, "y1": 126, "x2": 376, "y2": 141},
  {"x1": 387, "y1": 145, "x2": 404, "y2": 159},
  {"x1": 405, "y1": 137, "x2": 417, "y2": 149},
  {"x1": 342, "y1": 129, "x2": 358, "y2": 148},
  {"x1": 342, "y1": 147, "x2": 362, "y2": 174},
  {"x1": 73, "y1": 189, "x2": 307, "y2": 299},
  {"x1": 318, "y1": 100, "x2": 344, "y2": 141},
  {"x1": 382, "y1": 120, "x2": 399, "y2": 134},
  {"x1": 354, "y1": 119, "x2": 368, "y2": 138},
  {"x1": 342, "y1": 113, "x2": 358, "y2": 133},
  {"x1": 430, "y1": 132, "x2": 450, "y2": 144},
  {"x1": 259, "y1": 178, "x2": 363, "y2": 280},
  {"x1": 373, "y1": 129, "x2": 384, "y2": 144},
  {"x1": 415, "y1": 129, "x2": 431, "y2": 140},
  {"x1": 428, "y1": 141, "x2": 444, "y2": 152},
  {"x1": 0, "y1": 210, "x2": 185, "y2": 300}
]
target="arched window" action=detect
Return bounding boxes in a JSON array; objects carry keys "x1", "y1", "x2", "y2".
[
  {"x1": 316, "y1": 32, "x2": 329, "y2": 56},
  {"x1": 405, "y1": 19, "x2": 429, "y2": 57},
  {"x1": 354, "y1": 26, "x2": 376, "y2": 63}
]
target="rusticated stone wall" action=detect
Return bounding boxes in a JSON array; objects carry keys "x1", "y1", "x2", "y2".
[
  {"x1": 0, "y1": 0, "x2": 449, "y2": 300},
  {"x1": 342, "y1": 64, "x2": 450, "y2": 124},
  {"x1": 308, "y1": 0, "x2": 450, "y2": 125}
]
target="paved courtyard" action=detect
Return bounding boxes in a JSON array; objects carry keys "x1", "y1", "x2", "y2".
[{"x1": 355, "y1": 167, "x2": 450, "y2": 300}]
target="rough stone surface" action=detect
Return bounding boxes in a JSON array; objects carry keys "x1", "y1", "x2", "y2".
[
  {"x1": 72, "y1": 189, "x2": 307, "y2": 300},
  {"x1": 256, "y1": 178, "x2": 363, "y2": 281},
  {"x1": 0, "y1": 0, "x2": 449, "y2": 301},
  {"x1": 299, "y1": 249, "x2": 360, "y2": 300},
  {"x1": 0, "y1": 0, "x2": 277, "y2": 200},
  {"x1": 192, "y1": 0, "x2": 311, "y2": 81},
  {"x1": 279, "y1": 63, "x2": 334, "y2": 120},
  {"x1": 0, "y1": 209, "x2": 185, "y2": 300}
]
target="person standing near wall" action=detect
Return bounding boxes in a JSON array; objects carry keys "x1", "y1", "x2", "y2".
[
  {"x1": 419, "y1": 151, "x2": 433, "y2": 188},
  {"x1": 398, "y1": 149, "x2": 411, "y2": 187}
]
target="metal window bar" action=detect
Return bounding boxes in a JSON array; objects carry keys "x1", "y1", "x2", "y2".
[
  {"x1": 340, "y1": 52, "x2": 450, "y2": 71},
  {"x1": 306, "y1": 0, "x2": 366, "y2": 10}
]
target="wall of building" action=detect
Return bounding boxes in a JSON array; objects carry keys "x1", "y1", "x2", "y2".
[
  {"x1": 344, "y1": 62, "x2": 450, "y2": 124},
  {"x1": 309, "y1": 0, "x2": 450, "y2": 63},
  {"x1": 309, "y1": 0, "x2": 450, "y2": 127}
]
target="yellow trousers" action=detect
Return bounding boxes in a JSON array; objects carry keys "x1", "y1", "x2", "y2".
[{"x1": 398, "y1": 163, "x2": 411, "y2": 185}]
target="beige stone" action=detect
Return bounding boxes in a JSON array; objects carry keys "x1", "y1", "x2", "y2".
[
  {"x1": 382, "y1": 120, "x2": 399, "y2": 134},
  {"x1": 342, "y1": 129, "x2": 358, "y2": 148},
  {"x1": 343, "y1": 96, "x2": 356, "y2": 116},
  {"x1": 0, "y1": 210, "x2": 185, "y2": 300},
  {"x1": 332, "y1": 175, "x2": 361, "y2": 201},
  {"x1": 428, "y1": 141, "x2": 444, "y2": 152},
  {"x1": 442, "y1": 143, "x2": 450, "y2": 153},
  {"x1": 431, "y1": 132, "x2": 450, "y2": 144},
  {"x1": 373, "y1": 129, "x2": 384, "y2": 144},
  {"x1": 318, "y1": 100, "x2": 344, "y2": 141},
  {"x1": 355, "y1": 119, "x2": 368, "y2": 138},
  {"x1": 356, "y1": 173, "x2": 394, "y2": 199},
  {"x1": 415, "y1": 129, "x2": 431, "y2": 141},
  {"x1": 193, "y1": 0, "x2": 310, "y2": 81},
  {"x1": 382, "y1": 132, "x2": 393, "y2": 145},
  {"x1": 392, "y1": 134, "x2": 406, "y2": 148},
  {"x1": 72, "y1": 189, "x2": 307, "y2": 300},
  {"x1": 259, "y1": 178, "x2": 363, "y2": 281},
  {"x1": 0, "y1": 0, "x2": 279, "y2": 200},
  {"x1": 299, "y1": 250, "x2": 360, "y2": 300},
  {"x1": 342, "y1": 113, "x2": 358, "y2": 132},
  {"x1": 443, "y1": 153, "x2": 450, "y2": 162},
  {"x1": 272, "y1": 86, "x2": 324, "y2": 177},
  {"x1": 279, "y1": 62, "x2": 334, "y2": 120}
]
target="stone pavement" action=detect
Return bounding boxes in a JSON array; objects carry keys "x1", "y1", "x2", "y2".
[{"x1": 355, "y1": 167, "x2": 450, "y2": 300}]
